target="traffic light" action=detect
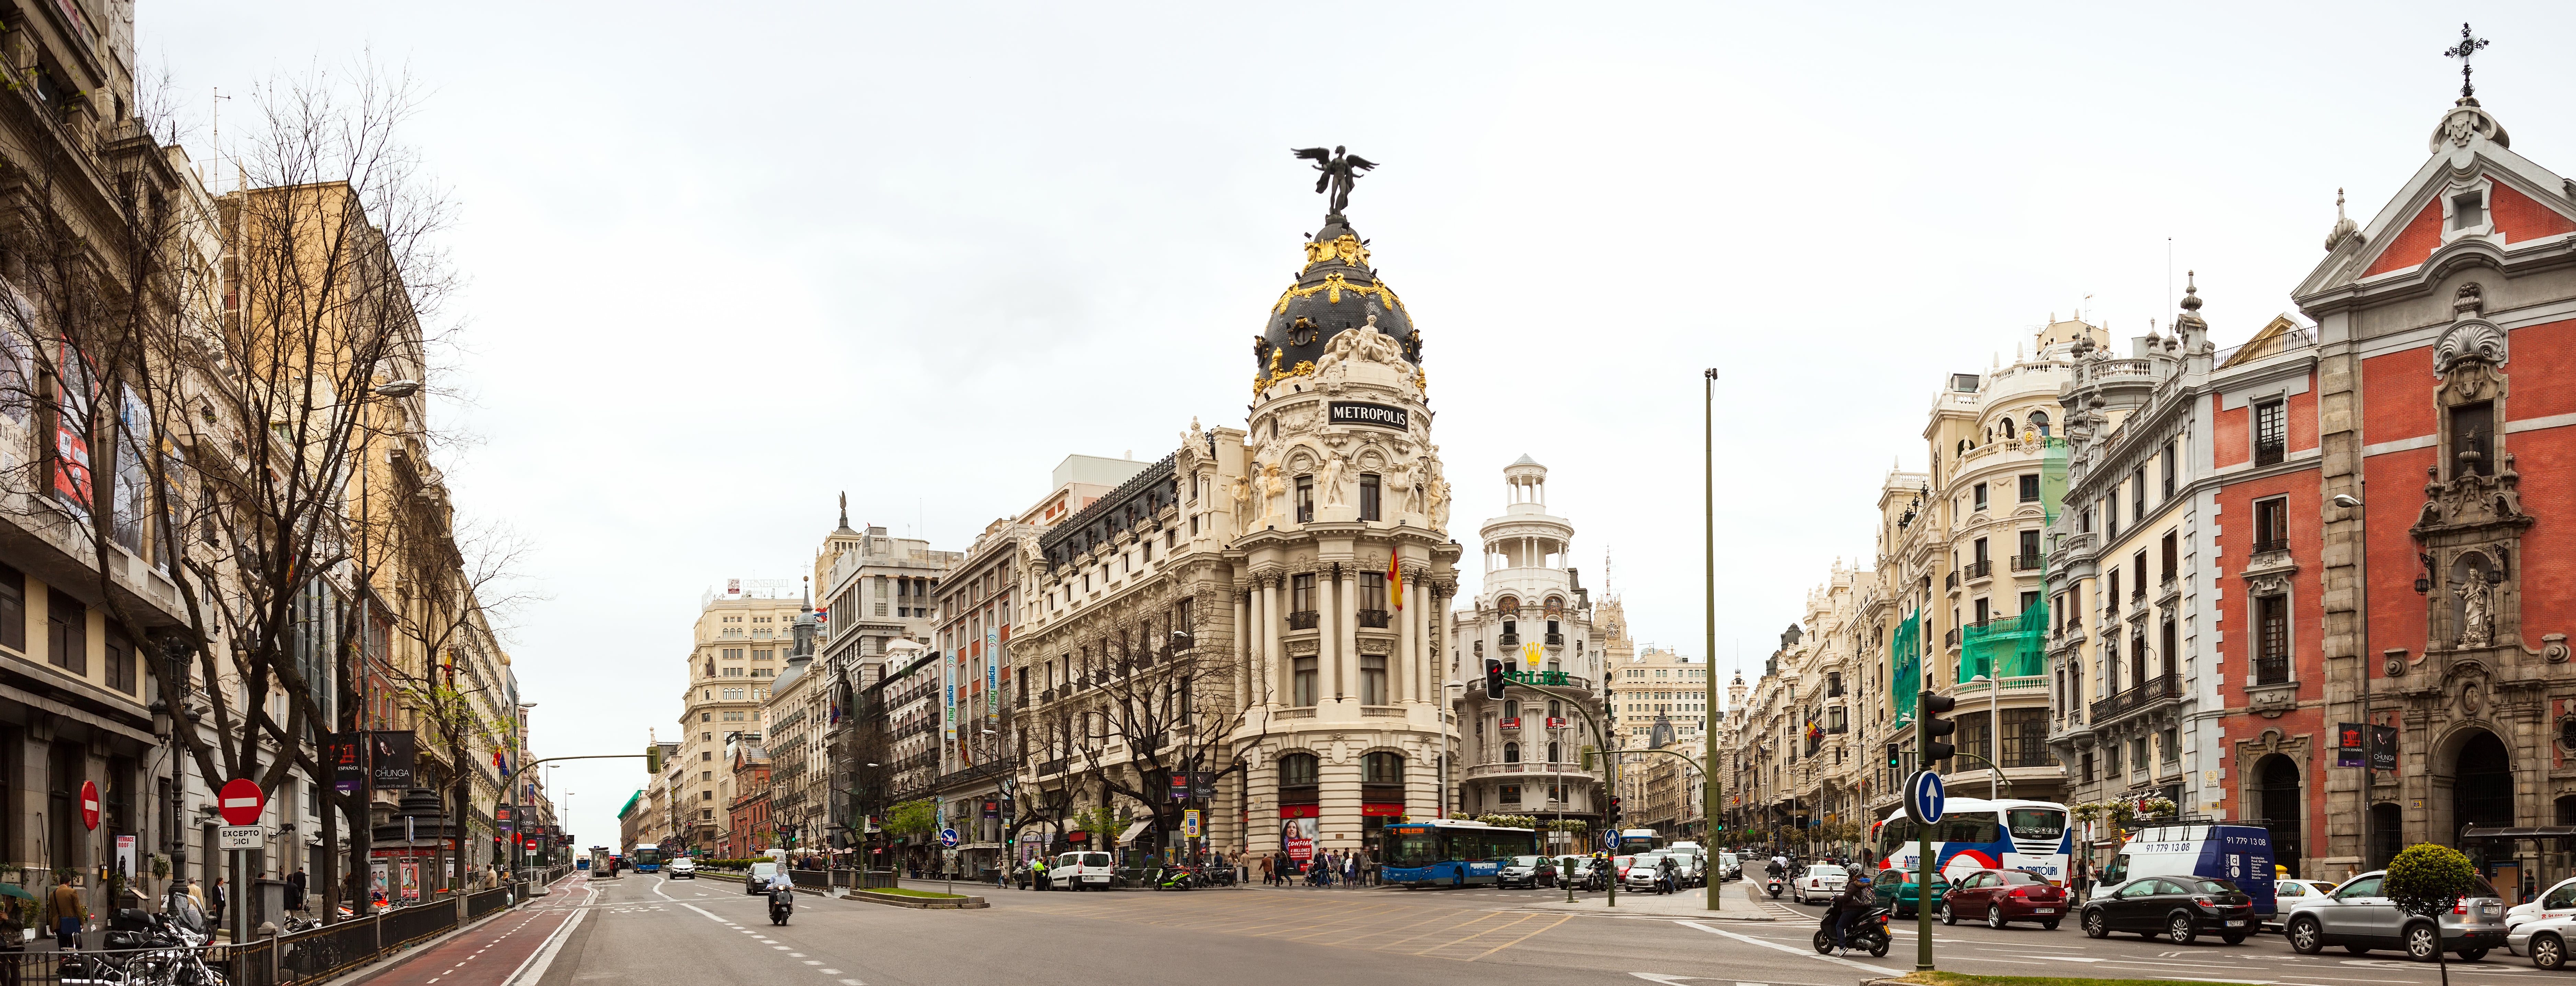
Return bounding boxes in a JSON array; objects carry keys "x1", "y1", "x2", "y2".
[
  {"x1": 646, "y1": 743, "x2": 663, "y2": 774},
  {"x1": 1483, "y1": 658, "x2": 1507, "y2": 699},
  {"x1": 1885, "y1": 743, "x2": 1901, "y2": 768},
  {"x1": 1919, "y1": 691, "x2": 1958, "y2": 763},
  {"x1": 1608, "y1": 796, "x2": 1623, "y2": 825}
]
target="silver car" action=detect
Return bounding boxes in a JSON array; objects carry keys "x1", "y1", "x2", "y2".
[
  {"x1": 2283, "y1": 869, "x2": 2506, "y2": 961},
  {"x1": 2509, "y1": 914, "x2": 2576, "y2": 968}
]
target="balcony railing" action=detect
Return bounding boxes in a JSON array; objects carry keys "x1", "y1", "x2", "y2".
[
  {"x1": 2252, "y1": 537, "x2": 2289, "y2": 555},
  {"x1": 2088, "y1": 673, "x2": 2181, "y2": 723},
  {"x1": 1943, "y1": 628, "x2": 1961, "y2": 647},
  {"x1": 1944, "y1": 572, "x2": 1961, "y2": 590},
  {"x1": 1288, "y1": 610, "x2": 1320, "y2": 630},
  {"x1": 2253, "y1": 651, "x2": 2290, "y2": 686},
  {"x1": 1356, "y1": 609, "x2": 1390, "y2": 628},
  {"x1": 1545, "y1": 632, "x2": 1563, "y2": 645},
  {"x1": 2011, "y1": 554, "x2": 2042, "y2": 572},
  {"x1": 1498, "y1": 632, "x2": 1520, "y2": 648},
  {"x1": 2255, "y1": 439, "x2": 2286, "y2": 467},
  {"x1": 1965, "y1": 560, "x2": 1993, "y2": 581}
]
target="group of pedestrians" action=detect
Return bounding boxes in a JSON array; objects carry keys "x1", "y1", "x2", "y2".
[{"x1": 1255, "y1": 851, "x2": 1376, "y2": 887}]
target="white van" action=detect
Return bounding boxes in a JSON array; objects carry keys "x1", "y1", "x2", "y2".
[
  {"x1": 1053, "y1": 851, "x2": 1115, "y2": 891},
  {"x1": 2101, "y1": 823, "x2": 2278, "y2": 918},
  {"x1": 2509, "y1": 877, "x2": 2576, "y2": 932}
]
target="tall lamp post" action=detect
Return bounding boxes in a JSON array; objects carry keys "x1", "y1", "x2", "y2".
[
  {"x1": 2334, "y1": 489, "x2": 2372, "y2": 871},
  {"x1": 1703, "y1": 367, "x2": 1720, "y2": 913}
]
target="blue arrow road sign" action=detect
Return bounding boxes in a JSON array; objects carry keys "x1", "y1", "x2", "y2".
[
  {"x1": 939, "y1": 828, "x2": 960, "y2": 848},
  {"x1": 1906, "y1": 770, "x2": 1946, "y2": 826}
]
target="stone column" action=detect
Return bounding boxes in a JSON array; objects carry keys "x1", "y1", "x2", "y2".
[
  {"x1": 1394, "y1": 566, "x2": 1413, "y2": 704},
  {"x1": 1321, "y1": 566, "x2": 1342, "y2": 700},
  {"x1": 1235, "y1": 587, "x2": 1252, "y2": 708},
  {"x1": 1262, "y1": 577, "x2": 1283, "y2": 707},
  {"x1": 1340, "y1": 566, "x2": 1360, "y2": 704}
]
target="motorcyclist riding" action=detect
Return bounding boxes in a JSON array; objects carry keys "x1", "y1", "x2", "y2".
[
  {"x1": 1826, "y1": 870, "x2": 1874, "y2": 956},
  {"x1": 1656, "y1": 855, "x2": 1680, "y2": 895}
]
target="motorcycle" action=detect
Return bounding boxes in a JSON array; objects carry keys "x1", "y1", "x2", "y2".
[
  {"x1": 1811, "y1": 906, "x2": 1894, "y2": 958},
  {"x1": 768, "y1": 885, "x2": 794, "y2": 926},
  {"x1": 1766, "y1": 875, "x2": 1785, "y2": 898},
  {"x1": 1151, "y1": 865, "x2": 1199, "y2": 891}
]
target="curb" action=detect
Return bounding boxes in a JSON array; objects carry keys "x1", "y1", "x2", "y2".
[{"x1": 839, "y1": 890, "x2": 987, "y2": 909}]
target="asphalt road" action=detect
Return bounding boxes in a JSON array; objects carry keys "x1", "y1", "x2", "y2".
[{"x1": 468, "y1": 874, "x2": 2564, "y2": 986}]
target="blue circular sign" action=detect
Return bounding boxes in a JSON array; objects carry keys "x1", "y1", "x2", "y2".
[
  {"x1": 1907, "y1": 770, "x2": 1946, "y2": 826},
  {"x1": 1602, "y1": 830, "x2": 1619, "y2": 850},
  {"x1": 939, "y1": 828, "x2": 960, "y2": 848}
]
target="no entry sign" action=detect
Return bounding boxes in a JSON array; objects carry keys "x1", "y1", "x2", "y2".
[
  {"x1": 219, "y1": 778, "x2": 265, "y2": 826},
  {"x1": 79, "y1": 780, "x2": 99, "y2": 830}
]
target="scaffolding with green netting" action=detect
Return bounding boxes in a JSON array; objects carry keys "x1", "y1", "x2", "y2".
[
  {"x1": 1891, "y1": 608, "x2": 1921, "y2": 721},
  {"x1": 1959, "y1": 438, "x2": 2069, "y2": 682}
]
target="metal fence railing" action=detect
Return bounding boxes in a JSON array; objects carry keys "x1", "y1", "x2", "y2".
[
  {"x1": 274, "y1": 915, "x2": 382, "y2": 985},
  {"x1": 851, "y1": 870, "x2": 900, "y2": 890},
  {"x1": 466, "y1": 886, "x2": 512, "y2": 921},
  {"x1": 380, "y1": 898, "x2": 462, "y2": 950}
]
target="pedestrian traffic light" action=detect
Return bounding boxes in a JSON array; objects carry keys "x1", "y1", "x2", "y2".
[
  {"x1": 1483, "y1": 658, "x2": 1507, "y2": 699},
  {"x1": 1885, "y1": 743, "x2": 1900, "y2": 768},
  {"x1": 1919, "y1": 691, "x2": 1957, "y2": 763}
]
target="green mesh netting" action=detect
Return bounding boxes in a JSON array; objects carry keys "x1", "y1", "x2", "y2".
[
  {"x1": 1959, "y1": 438, "x2": 2068, "y2": 681},
  {"x1": 1892, "y1": 608, "x2": 1921, "y2": 721}
]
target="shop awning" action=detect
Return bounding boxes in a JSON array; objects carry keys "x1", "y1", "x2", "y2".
[{"x1": 1118, "y1": 820, "x2": 1154, "y2": 844}]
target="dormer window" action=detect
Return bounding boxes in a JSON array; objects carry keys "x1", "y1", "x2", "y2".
[{"x1": 2452, "y1": 191, "x2": 2487, "y2": 231}]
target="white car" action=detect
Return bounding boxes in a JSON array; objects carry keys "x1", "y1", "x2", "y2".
[
  {"x1": 2511, "y1": 913, "x2": 2576, "y2": 966},
  {"x1": 2510, "y1": 877, "x2": 2576, "y2": 935},
  {"x1": 1624, "y1": 854, "x2": 1674, "y2": 891},
  {"x1": 745, "y1": 861, "x2": 779, "y2": 894},
  {"x1": 1793, "y1": 863, "x2": 1848, "y2": 905},
  {"x1": 666, "y1": 857, "x2": 697, "y2": 880},
  {"x1": 1053, "y1": 851, "x2": 1115, "y2": 891}
]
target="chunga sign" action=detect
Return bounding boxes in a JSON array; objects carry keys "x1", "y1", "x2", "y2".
[{"x1": 1328, "y1": 402, "x2": 1408, "y2": 430}]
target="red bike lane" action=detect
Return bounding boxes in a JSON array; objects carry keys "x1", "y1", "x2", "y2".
[{"x1": 360, "y1": 875, "x2": 591, "y2": 986}]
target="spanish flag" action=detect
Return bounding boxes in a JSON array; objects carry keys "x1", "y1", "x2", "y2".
[{"x1": 1388, "y1": 555, "x2": 1403, "y2": 610}]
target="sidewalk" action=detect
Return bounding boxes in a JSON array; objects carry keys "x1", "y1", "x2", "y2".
[{"x1": 1501, "y1": 883, "x2": 1776, "y2": 921}]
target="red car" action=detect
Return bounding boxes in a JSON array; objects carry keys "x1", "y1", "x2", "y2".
[{"x1": 1939, "y1": 868, "x2": 2068, "y2": 929}]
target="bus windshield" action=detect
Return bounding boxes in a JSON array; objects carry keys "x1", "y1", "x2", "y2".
[
  {"x1": 1386, "y1": 828, "x2": 1440, "y2": 869},
  {"x1": 2008, "y1": 808, "x2": 2067, "y2": 841}
]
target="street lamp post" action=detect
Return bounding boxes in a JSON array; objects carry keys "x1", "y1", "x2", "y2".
[{"x1": 1704, "y1": 367, "x2": 1721, "y2": 913}]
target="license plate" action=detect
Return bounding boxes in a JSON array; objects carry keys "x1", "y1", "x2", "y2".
[
  {"x1": 2032, "y1": 908, "x2": 2055, "y2": 914},
  {"x1": 2226, "y1": 920, "x2": 2248, "y2": 927}
]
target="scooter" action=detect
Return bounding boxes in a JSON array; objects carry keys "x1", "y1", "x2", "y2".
[
  {"x1": 769, "y1": 885, "x2": 794, "y2": 925},
  {"x1": 1766, "y1": 874, "x2": 1786, "y2": 898},
  {"x1": 1811, "y1": 906, "x2": 1894, "y2": 958}
]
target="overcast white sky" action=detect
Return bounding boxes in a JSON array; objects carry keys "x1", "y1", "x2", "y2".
[{"x1": 150, "y1": 1, "x2": 2576, "y2": 852}]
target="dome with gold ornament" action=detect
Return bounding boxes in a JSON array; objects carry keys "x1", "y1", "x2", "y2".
[{"x1": 1251, "y1": 212, "x2": 1419, "y2": 388}]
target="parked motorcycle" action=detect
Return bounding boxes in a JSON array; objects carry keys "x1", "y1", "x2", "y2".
[
  {"x1": 769, "y1": 886, "x2": 795, "y2": 925},
  {"x1": 1811, "y1": 906, "x2": 1894, "y2": 958}
]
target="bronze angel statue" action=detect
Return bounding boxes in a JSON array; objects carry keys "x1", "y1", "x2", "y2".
[{"x1": 1292, "y1": 146, "x2": 1376, "y2": 217}]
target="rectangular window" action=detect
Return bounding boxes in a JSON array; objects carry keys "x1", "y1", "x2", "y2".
[
  {"x1": 1972, "y1": 483, "x2": 1988, "y2": 512},
  {"x1": 2105, "y1": 494, "x2": 2120, "y2": 538},
  {"x1": 2018, "y1": 474, "x2": 2040, "y2": 503},
  {"x1": 2160, "y1": 530, "x2": 2178, "y2": 585},
  {"x1": 1295, "y1": 475, "x2": 1315, "y2": 523},
  {"x1": 2450, "y1": 400, "x2": 2495, "y2": 478},
  {"x1": 1360, "y1": 572, "x2": 1386, "y2": 612},
  {"x1": 2160, "y1": 727, "x2": 2181, "y2": 764},
  {"x1": 1359, "y1": 474, "x2": 1381, "y2": 521},
  {"x1": 2017, "y1": 529, "x2": 2040, "y2": 571},
  {"x1": 0, "y1": 562, "x2": 22, "y2": 653},
  {"x1": 2159, "y1": 616, "x2": 2177, "y2": 679},
  {"x1": 2001, "y1": 708, "x2": 2054, "y2": 768},
  {"x1": 1290, "y1": 573, "x2": 1315, "y2": 615},
  {"x1": 47, "y1": 589, "x2": 84, "y2": 674},
  {"x1": 1293, "y1": 656, "x2": 1318, "y2": 707},
  {"x1": 2131, "y1": 467, "x2": 2146, "y2": 522},
  {"x1": 2131, "y1": 551, "x2": 2147, "y2": 599},
  {"x1": 2106, "y1": 570, "x2": 2119, "y2": 611},
  {"x1": 2162, "y1": 442, "x2": 2177, "y2": 499},
  {"x1": 2255, "y1": 595, "x2": 2290, "y2": 685},
  {"x1": 2254, "y1": 401, "x2": 2286, "y2": 466},
  {"x1": 1972, "y1": 597, "x2": 1990, "y2": 624},
  {"x1": 2078, "y1": 750, "x2": 2094, "y2": 783},
  {"x1": 104, "y1": 628, "x2": 133, "y2": 694},
  {"x1": 2254, "y1": 497, "x2": 2288, "y2": 553},
  {"x1": 1360, "y1": 654, "x2": 1387, "y2": 704}
]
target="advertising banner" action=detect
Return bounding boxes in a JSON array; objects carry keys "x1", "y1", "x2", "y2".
[
  {"x1": 1280, "y1": 810, "x2": 1318, "y2": 861},
  {"x1": 2336, "y1": 722, "x2": 2364, "y2": 768},
  {"x1": 2372, "y1": 725, "x2": 2399, "y2": 771},
  {"x1": 331, "y1": 733, "x2": 367, "y2": 794},
  {"x1": 371, "y1": 731, "x2": 416, "y2": 790}
]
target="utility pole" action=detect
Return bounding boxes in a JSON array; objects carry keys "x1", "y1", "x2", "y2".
[{"x1": 1703, "y1": 368, "x2": 1721, "y2": 913}]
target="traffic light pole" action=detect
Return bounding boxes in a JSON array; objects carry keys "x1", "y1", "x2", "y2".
[
  {"x1": 1914, "y1": 689, "x2": 1957, "y2": 972},
  {"x1": 1517, "y1": 679, "x2": 1614, "y2": 907}
]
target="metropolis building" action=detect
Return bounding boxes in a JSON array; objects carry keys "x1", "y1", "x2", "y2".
[{"x1": 1013, "y1": 195, "x2": 1463, "y2": 863}]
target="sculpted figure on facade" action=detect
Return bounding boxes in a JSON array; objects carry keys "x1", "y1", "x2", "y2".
[
  {"x1": 1261, "y1": 463, "x2": 1288, "y2": 523},
  {"x1": 1231, "y1": 474, "x2": 1253, "y2": 521},
  {"x1": 1353, "y1": 314, "x2": 1409, "y2": 367},
  {"x1": 1321, "y1": 450, "x2": 1349, "y2": 508},
  {"x1": 1384, "y1": 460, "x2": 1415, "y2": 514},
  {"x1": 2455, "y1": 572, "x2": 2495, "y2": 649}
]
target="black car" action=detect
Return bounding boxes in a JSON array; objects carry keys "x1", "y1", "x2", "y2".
[
  {"x1": 1496, "y1": 856, "x2": 1558, "y2": 889},
  {"x1": 2080, "y1": 875, "x2": 2258, "y2": 945}
]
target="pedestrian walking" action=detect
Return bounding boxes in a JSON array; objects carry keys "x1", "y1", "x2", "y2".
[
  {"x1": 210, "y1": 878, "x2": 228, "y2": 929},
  {"x1": 287, "y1": 869, "x2": 308, "y2": 913},
  {"x1": 1257, "y1": 856, "x2": 1272, "y2": 886},
  {"x1": 48, "y1": 874, "x2": 82, "y2": 950}
]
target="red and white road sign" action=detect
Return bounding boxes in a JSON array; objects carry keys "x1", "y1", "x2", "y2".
[
  {"x1": 79, "y1": 780, "x2": 99, "y2": 830},
  {"x1": 219, "y1": 778, "x2": 265, "y2": 826}
]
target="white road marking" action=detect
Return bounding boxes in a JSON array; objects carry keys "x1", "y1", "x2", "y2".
[
  {"x1": 821, "y1": 971, "x2": 840, "y2": 975},
  {"x1": 1676, "y1": 921, "x2": 1898, "y2": 976}
]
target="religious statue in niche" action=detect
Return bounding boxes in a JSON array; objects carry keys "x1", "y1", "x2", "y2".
[{"x1": 2454, "y1": 567, "x2": 2497, "y2": 649}]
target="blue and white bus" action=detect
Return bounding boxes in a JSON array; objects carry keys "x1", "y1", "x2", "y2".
[
  {"x1": 630, "y1": 846, "x2": 665, "y2": 873},
  {"x1": 1872, "y1": 797, "x2": 2072, "y2": 886},
  {"x1": 1381, "y1": 819, "x2": 1540, "y2": 888}
]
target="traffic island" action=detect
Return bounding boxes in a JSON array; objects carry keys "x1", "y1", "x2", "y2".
[
  {"x1": 1865, "y1": 973, "x2": 2261, "y2": 986},
  {"x1": 843, "y1": 887, "x2": 988, "y2": 909}
]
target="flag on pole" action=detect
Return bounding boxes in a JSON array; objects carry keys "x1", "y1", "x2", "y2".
[{"x1": 1388, "y1": 555, "x2": 1403, "y2": 610}]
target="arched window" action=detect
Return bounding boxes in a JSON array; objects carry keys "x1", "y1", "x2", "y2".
[
  {"x1": 2029, "y1": 411, "x2": 2051, "y2": 437},
  {"x1": 1548, "y1": 699, "x2": 1562, "y2": 718},
  {"x1": 1278, "y1": 752, "x2": 1319, "y2": 787},
  {"x1": 1547, "y1": 742, "x2": 1561, "y2": 763},
  {"x1": 1503, "y1": 700, "x2": 1519, "y2": 719},
  {"x1": 1503, "y1": 742, "x2": 1521, "y2": 764},
  {"x1": 2002, "y1": 418, "x2": 2017, "y2": 439},
  {"x1": 1363, "y1": 752, "x2": 1403, "y2": 784}
]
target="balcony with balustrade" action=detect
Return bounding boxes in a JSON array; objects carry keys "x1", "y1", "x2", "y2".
[{"x1": 2088, "y1": 673, "x2": 2180, "y2": 725}]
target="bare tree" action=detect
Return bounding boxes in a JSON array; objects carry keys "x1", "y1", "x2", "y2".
[{"x1": 1048, "y1": 585, "x2": 1238, "y2": 861}]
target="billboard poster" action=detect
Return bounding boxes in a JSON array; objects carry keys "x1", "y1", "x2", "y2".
[
  {"x1": 1280, "y1": 806, "x2": 1319, "y2": 861},
  {"x1": 399, "y1": 860, "x2": 420, "y2": 901},
  {"x1": 331, "y1": 733, "x2": 367, "y2": 794},
  {"x1": 2336, "y1": 722, "x2": 2363, "y2": 768},
  {"x1": 371, "y1": 731, "x2": 416, "y2": 789},
  {"x1": 49, "y1": 335, "x2": 92, "y2": 519},
  {"x1": 2372, "y1": 725, "x2": 2399, "y2": 771}
]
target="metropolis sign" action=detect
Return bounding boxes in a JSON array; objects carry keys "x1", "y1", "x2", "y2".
[{"x1": 1328, "y1": 401, "x2": 1408, "y2": 430}]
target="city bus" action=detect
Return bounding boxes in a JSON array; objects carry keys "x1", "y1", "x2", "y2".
[
  {"x1": 1381, "y1": 819, "x2": 1540, "y2": 888},
  {"x1": 1872, "y1": 797, "x2": 2071, "y2": 885},
  {"x1": 630, "y1": 846, "x2": 665, "y2": 873},
  {"x1": 1616, "y1": 828, "x2": 1661, "y2": 852}
]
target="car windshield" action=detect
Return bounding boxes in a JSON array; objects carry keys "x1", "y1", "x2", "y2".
[
  {"x1": 1614, "y1": 856, "x2": 1635, "y2": 868},
  {"x1": 2189, "y1": 878, "x2": 2239, "y2": 894}
]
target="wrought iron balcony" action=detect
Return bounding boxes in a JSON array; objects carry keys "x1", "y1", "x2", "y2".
[
  {"x1": 1944, "y1": 572, "x2": 1961, "y2": 591},
  {"x1": 1357, "y1": 609, "x2": 1390, "y2": 628},
  {"x1": 2255, "y1": 439, "x2": 2286, "y2": 467},
  {"x1": 2252, "y1": 537, "x2": 2289, "y2": 555},
  {"x1": 1545, "y1": 632, "x2": 1563, "y2": 645},
  {"x1": 2011, "y1": 554, "x2": 2042, "y2": 572},
  {"x1": 1965, "y1": 560, "x2": 1993, "y2": 581},
  {"x1": 1943, "y1": 628, "x2": 1961, "y2": 648},
  {"x1": 2088, "y1": 673, "x2": 2181, "y2": 724},
  {"x1": 1288, "y1": 610, "x2": 1320, "y2": 630},
  {"x1": 1498, "y1": 632, "x2": 1520, "y2": 648}
]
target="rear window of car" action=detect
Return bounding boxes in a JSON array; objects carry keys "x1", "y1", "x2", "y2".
[
  {"x1": 1082, "y1": 852, "x2": 1110, "y2": 867},
  {"x1": 1808, "y1": 865, "x2": 1842, "y2": 877},
  {"x1": 2471, "y1": 877, "x2": 2500, "y2": 898},
  {"x1": 1998, "y1": 871, "x2": 2042, "y2": 884},
  {"x1": 2188, "y1": 878, "x2": 2239, "y2": 894}
]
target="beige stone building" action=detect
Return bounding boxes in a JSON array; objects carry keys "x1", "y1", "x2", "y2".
[{"x1": 673, "y1": 585, "x2": 806, "y2": 855}]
